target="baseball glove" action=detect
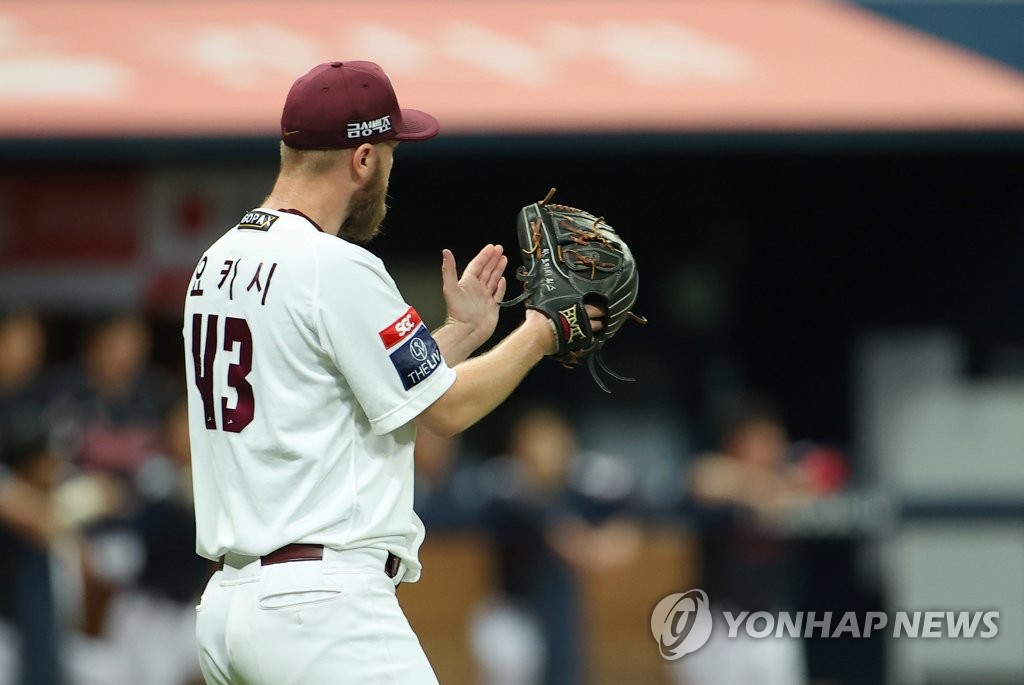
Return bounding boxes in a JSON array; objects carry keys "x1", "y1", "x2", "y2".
[{"x1": 501, "y1": 188, "x2": 647, "y2": 392}]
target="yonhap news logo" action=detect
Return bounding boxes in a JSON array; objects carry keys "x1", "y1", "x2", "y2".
[
  {"x1": 651, "y1": 589, "x2": 1000, "y2": 660},
  {"x1": 650, "y1": 589, "x2": 714, "y2": 659}
]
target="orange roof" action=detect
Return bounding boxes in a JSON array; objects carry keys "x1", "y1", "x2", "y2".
[{"x1": 2, "y1": 0, "x2": 1023, "y2": 137}]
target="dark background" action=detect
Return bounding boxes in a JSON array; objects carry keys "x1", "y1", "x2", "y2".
[
  {"x1": 16, "y1": 131, "x2": 1024, "y2": 458},
  {"x1": 334, "y1": 133, "x2": 1024, "y2": 452}
]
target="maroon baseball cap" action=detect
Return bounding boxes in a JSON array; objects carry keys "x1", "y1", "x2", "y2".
[{"x1": 281, "y1": 61, "x2": 439, "y2": 150}]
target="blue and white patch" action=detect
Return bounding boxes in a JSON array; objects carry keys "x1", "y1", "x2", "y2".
[{"x1": 389, "y1": 325, "x2": 442, "y2": 390}]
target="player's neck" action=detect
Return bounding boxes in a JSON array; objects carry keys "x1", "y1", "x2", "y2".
[{"x1": 263, "y1": 174, "x2": 352, "y2": 238}]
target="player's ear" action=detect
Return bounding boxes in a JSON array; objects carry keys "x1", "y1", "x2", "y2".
[{"x1": 349, "y1": 143, "x2": 376, "y2": 185}]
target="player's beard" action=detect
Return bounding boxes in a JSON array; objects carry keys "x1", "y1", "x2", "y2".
[{"x1": 339, "y1": 165, "x2": 388, "y2": 243}]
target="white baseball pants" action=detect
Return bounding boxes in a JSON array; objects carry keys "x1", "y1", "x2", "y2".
[{"x1": 195, "y1": 548, "x2": 439, "y2": 685}]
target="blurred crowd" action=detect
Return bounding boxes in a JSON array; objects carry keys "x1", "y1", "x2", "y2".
[
  {"x1": 0, "y1": 309, "x2": 850, "y2": 685},
  {"x1": 415, "y1": 398, "x2": 848, "y2": 685},
  {"x1": 0, "y1": 311, "x2": 205, "y2": 685}
]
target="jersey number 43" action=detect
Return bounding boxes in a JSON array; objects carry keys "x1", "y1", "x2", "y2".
[{"x1": 189, "y1": 313, "x2": 254, "y2": 433}]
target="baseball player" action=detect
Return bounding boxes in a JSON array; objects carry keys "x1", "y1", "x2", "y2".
[{"x1": 183, "y1": 61, "x2": 603, "y2": 684}]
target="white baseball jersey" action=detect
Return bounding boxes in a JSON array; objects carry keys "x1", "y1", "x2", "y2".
[{"x1": 182, "y1": 208, "x2": 455, "y2": 582}]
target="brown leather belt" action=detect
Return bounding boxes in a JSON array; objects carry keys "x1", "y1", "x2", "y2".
[
  {"x1": 218, "y1": 544, "x2": 402, "y2": 580},
  {"x1": 262, "y1": 543, "x2": 324, "y2": 565}
]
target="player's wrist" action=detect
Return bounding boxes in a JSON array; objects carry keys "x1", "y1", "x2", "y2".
[
  {"x1": 523, "y1": 310, "x2": 558, "y2": 356},
  {"x1": 442, "y1": 316, "x2": 490, "y2": 350}
]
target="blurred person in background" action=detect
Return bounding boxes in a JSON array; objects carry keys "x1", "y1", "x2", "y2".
[
  {"x1": 471, "y1": 406, "x2": 642, "y2": 685},
  {"x1": 0, "y1": 309, "x2": 56, "y2": 552},
  {"x1": 669, "y1": 394, "x2": 846, "y2": 685},
  {"x1": 0, "y1": 410, "x2": 127, "y2": 685},
  {"x1": 39, "y1": 312, "x2": 172, "y2": 676},
  {"x1": 413, "y1": 430, "x2": 488, "y2": 531},
  {"x1": 0, "y1": 309, "x2": 62, "y2": 685},
  {"x1": 103, "y1": 396, "x2": 207, "y2": 685},
  {"x1": 47, "y1": 312, "x2": 165, "y2": 478},
  {"x1": 0, "y1": 415, "x2": 63, "y2": 685},
  {"x1": 1, "y1": 309, "x2": 174, "y2": 684}
]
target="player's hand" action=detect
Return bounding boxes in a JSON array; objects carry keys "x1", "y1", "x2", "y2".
[
  {"x1": 586, "y1": 304, "x2": 606, "y2": 334},
  {"x1": 526, "y1": 304, "x2": 605, "y2": 356},
  {"x1": 441, "y1": 244, "x2": 508, "y2": 348}
]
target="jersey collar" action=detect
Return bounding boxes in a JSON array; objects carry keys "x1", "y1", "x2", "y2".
[{"x1": 276, "y1": 207, "x2": 324, "y2": 233}]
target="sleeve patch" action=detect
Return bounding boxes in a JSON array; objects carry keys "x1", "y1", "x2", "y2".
[
  {"x1": 389, "y1": 326, "x2": 443, "y2": 390},
  {"x1": 379, "y1": 306, "x2": 423, "y2": 349}
]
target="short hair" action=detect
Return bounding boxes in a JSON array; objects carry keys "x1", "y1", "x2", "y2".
[{"x1": 279, "y1": 142, "x2": 349, "y2": 176}]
